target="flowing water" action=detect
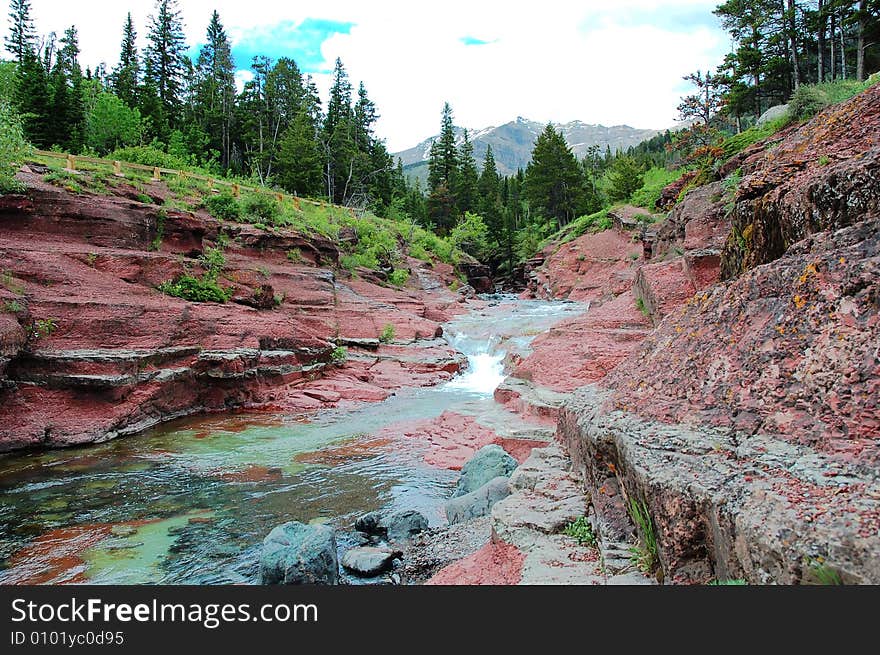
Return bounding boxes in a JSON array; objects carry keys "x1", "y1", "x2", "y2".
[{"x1": 0, "y1": 297, "x2": 583, "y2": 585}]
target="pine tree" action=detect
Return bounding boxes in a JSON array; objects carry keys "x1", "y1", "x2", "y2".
[
  {"x1": 322, "y1": 58, "x2": 357, "y2": 204},
  {"x1": 144, "y1": 0, "x2": 187, "y2": 137},
  {"x1": 523, "y1": 124, "x2": 585, "y2": 230},
  {"x1": 49, "y1": 26, "x2": 84, "y2": 151},
  {"x1": 5, "y1": 0, "x2": 35, "y2": 62},
  {"x1": 193, "y1": 10, "x2": 235, "y2": 169},
  {"x1": 277, "y1": 111, "x2": 323, "y2": 196},
  {"x1": 478, "y1": 144, "x2": 502, "y2": 239},
  {"x1": 14, "y1": 48, "x2": 50, "y2": 146},
  {"x1": 455, "y1": 130, "x2": 479, "y2": 214},
  {"x1": 112, "y1": 13, "x2": 139, "y2": 109},
  {"x1": 427, "y1": 102, "x2": 459, "y2": 232}
]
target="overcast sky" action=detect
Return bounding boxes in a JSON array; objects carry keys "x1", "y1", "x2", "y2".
[{"x1": 20, "y1": 0, "x2": 730, "y2": 152}]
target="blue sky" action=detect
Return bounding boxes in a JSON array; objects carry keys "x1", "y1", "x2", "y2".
[
  {"x1": 26, "y1": 0, "x2": 729, "y2": 151},
  {"x1": 228, "y1": 19, "x2": 355, "y2": 74}
]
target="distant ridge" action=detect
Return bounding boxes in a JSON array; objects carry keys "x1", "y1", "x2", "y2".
[{"x1": 393, "y1": 117, "x2": 662, "y2": 181}]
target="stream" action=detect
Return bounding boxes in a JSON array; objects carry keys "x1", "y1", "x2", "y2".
[{"x1": 0, "y1": 297, "x2": 583, "y2": 585}]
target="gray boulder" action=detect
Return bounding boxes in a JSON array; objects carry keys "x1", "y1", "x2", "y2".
[
  {"x1": 445, "y1": 476, "x2": 511, "y2": 525},
  {"x1": 756, "y1": 104, "x2": 789, "y2": 126},
  {"x1": 260, "y1": 521, "x2": 338, "y2": 585},
  {"x1": 341, "y1": 546, "x2": 401, "y2": 576},
  {"x1": 455, "y1": 445, "x2": 518, "y2": 497},
  {"x1": 382, "y1": 510, "x2": 429, "y2": 542},
  {"x1": 354, "y1": 511, "x2": 383, "y2": 535}
]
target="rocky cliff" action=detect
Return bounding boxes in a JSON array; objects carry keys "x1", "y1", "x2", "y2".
[
  {"x1": 0, "y1": 170, "x2": 470, "y2": 452},
  {"x1": 507, "y1": 81, "x2": 880, "y2": 584}
]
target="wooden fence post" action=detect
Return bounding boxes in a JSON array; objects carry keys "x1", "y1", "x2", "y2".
[
  {"x1": 232, "y1": 183, "x2": 240, "y2": 198},
  {"x1": 294, "y1": 197, "x2": 301, "y2": 210},
  {"x1": 66, "y1": 154, "x2": 76, "y2": 172},
  {"x1": 113, "y1": 161, "x2": 123, "y2": 176},
  {"x1": 275, "y1": 192, "x2": 284, "y2": 202},
  {"x1": 152, "y1": 167, "x2": 161, "y2": 181}
]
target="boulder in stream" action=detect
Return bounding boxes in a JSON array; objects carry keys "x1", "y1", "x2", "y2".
[
  {"x1": 341, "y1": 546, "x2": 402, "y2": 576},
  {"x1": 454, "y1": 445, "x2": 518, "y2": 497},
  {"x1": 445, "y1": 476, "x2": 511, "y2": 525},
  {"x1": 260, "y1": 521, "x2": 338, "y2": 585},
  {"x1": 383, "y1": 510, "x2": 429, "y2": 543}
]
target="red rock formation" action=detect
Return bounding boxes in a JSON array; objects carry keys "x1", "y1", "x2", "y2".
[{"x1": 0, "y1": 171, "x2": 469, "y2": 452}]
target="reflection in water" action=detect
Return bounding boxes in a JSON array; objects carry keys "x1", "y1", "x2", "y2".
[{"x1": 0, "y1": 297, "x2": 583, "y2": 584}]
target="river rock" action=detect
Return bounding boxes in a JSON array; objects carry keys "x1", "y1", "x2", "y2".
[
  {"x1": 341, "y1": 546, "x2": 401, "y2": 576},
  {"x1": 382, "y1": 510, "x2": 429, "y2": 543},
  {"x1": 454, "y1": 445, "x2": 518, "y2": 497},
  {"x1": 354, "y1": 511, "x2": 384, "y2": 536},
  {"x1": 259, "y1": 521, "x2": 338, "y2": 585},
  {"x1": 445, "y1": 476, "x2": 511, "y2": 525}
]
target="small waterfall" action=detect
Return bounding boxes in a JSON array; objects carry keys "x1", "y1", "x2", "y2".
[{"x1": 443, "y1": 332, "x2": 507, "y2": 395}]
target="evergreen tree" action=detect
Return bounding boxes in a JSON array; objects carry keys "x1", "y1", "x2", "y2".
[
  {"x1": 5, "y1": 0, "x2": 35, "y2": 62},
  {"x1": 322, "y1": 58, "x2": 357, "y2": 204},
  {"x1": 276, "y1": 111, "x2": 323, "y2": 196},
  {"x1": 112, "y1": 13, "x2": 139, "y2": 109},
  {"x1": 49, "y1": 26, "x2": 84, "y2": 151},
  {"x1": 193, "y1": 10, "x2": 236, "y2": 169},
  {"x1": 14, "y1": 48, "x2": 50, "y2": 146},
  {"x1": 455, "y1": 130, "x2": 479, "y2": 214},
  {"x1": 607, "y1": 155, "x2": 645, "y2": 202},
  {"x1": 427, "y1": 102, "x2": 459, "y2": 232},
  {"x1": 144, "y1": 0, "x2": 187, "y2": 137},
  {"x1": 523, "y1": 124, "x2": 585, "y2": 230}
]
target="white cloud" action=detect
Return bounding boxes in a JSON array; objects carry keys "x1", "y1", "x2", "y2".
[{"x1": 22, "y1": 0, "x2": 728, "y2": 151}]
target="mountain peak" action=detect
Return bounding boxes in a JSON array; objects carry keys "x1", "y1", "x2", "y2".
[{"x1": 395, "y1": 118, "x2": 660, "y2": 179}]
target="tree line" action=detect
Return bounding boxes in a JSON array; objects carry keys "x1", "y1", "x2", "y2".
[{"x1": 3, "y1": 0, "x2": 402, "y2": 212}]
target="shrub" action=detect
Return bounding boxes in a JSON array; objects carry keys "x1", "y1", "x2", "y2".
[
  {"x1": 448, "y1": 212, "x2": 490, "y2": 260},
  {"x1": 635, "y1": 297, "x2": 650, "y2": 318},
  {"x1": 199, "y1": 246, "x2": 226, "y2": 279},
  {"x1": 330, "y1": 346, "x2": 348, "y2": 364},
  {"x1": 32, "y1": 318, "x2": 58, "y2": 339},
  {"x1": 2, "y1": 299, "x2": 23, "y2": 313},
  {"x1": 388, "y1": 269, "x2": 409, "y2": 287},
  {"x1": 157, "y1": 275, "x2": 232, "y2": 303},
  {"x1": 379, "y1": 323, "x2": 395, "y2": 344},
  {"x1": 789, "y1": 85, "x2": 831, "y2": 121},
  {"x1": 110, "y1": 145, "x2": 191, "y2": 171},
  {"x1": 205, "y1": 193, "x2": 241, "y2": 221},
  {"x1": 0, "y1": 99, "x2": 29, "y2": 194},
  {"x1": 241, "y1": 193, "x2": 280, "y2": 224},
  {"x1": 286, "y1": 248, "x2": 303, "y2": 263}
]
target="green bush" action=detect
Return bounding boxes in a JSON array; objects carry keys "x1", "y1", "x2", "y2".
[
  {"x1": 330, "y1": 346, "x2": 348, "y2": 364},
  {"x1": 110, "y1": 145, "x2": 191, "y2": 171},
  {"x1": 199, "y1": 246, "x2": 226, "y2": 279},
  {"x1": 241, "y1": 193, "x2": 280, "y2": 224},
  {"x1": 0, "y1": 99, "x2": 29, "y2": 194},
  {"x1": 789, "y1": 85, "x2": 831, "y2": 121},
  {"x1": 205, "y1": 193, "x2": 241, "y2": 221},
  {"x1": 388, "y1": 269, "x2": 409, "y2": 287},
  {"x1": 448, "y1": 212, "x2": 490, "y2": 259},
  {"x1": 379, "y1": 323, "x2": 395, "y2": 344},
  {"x1": 157, "y1": 275, "x2": 232, "y2": 303}
]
